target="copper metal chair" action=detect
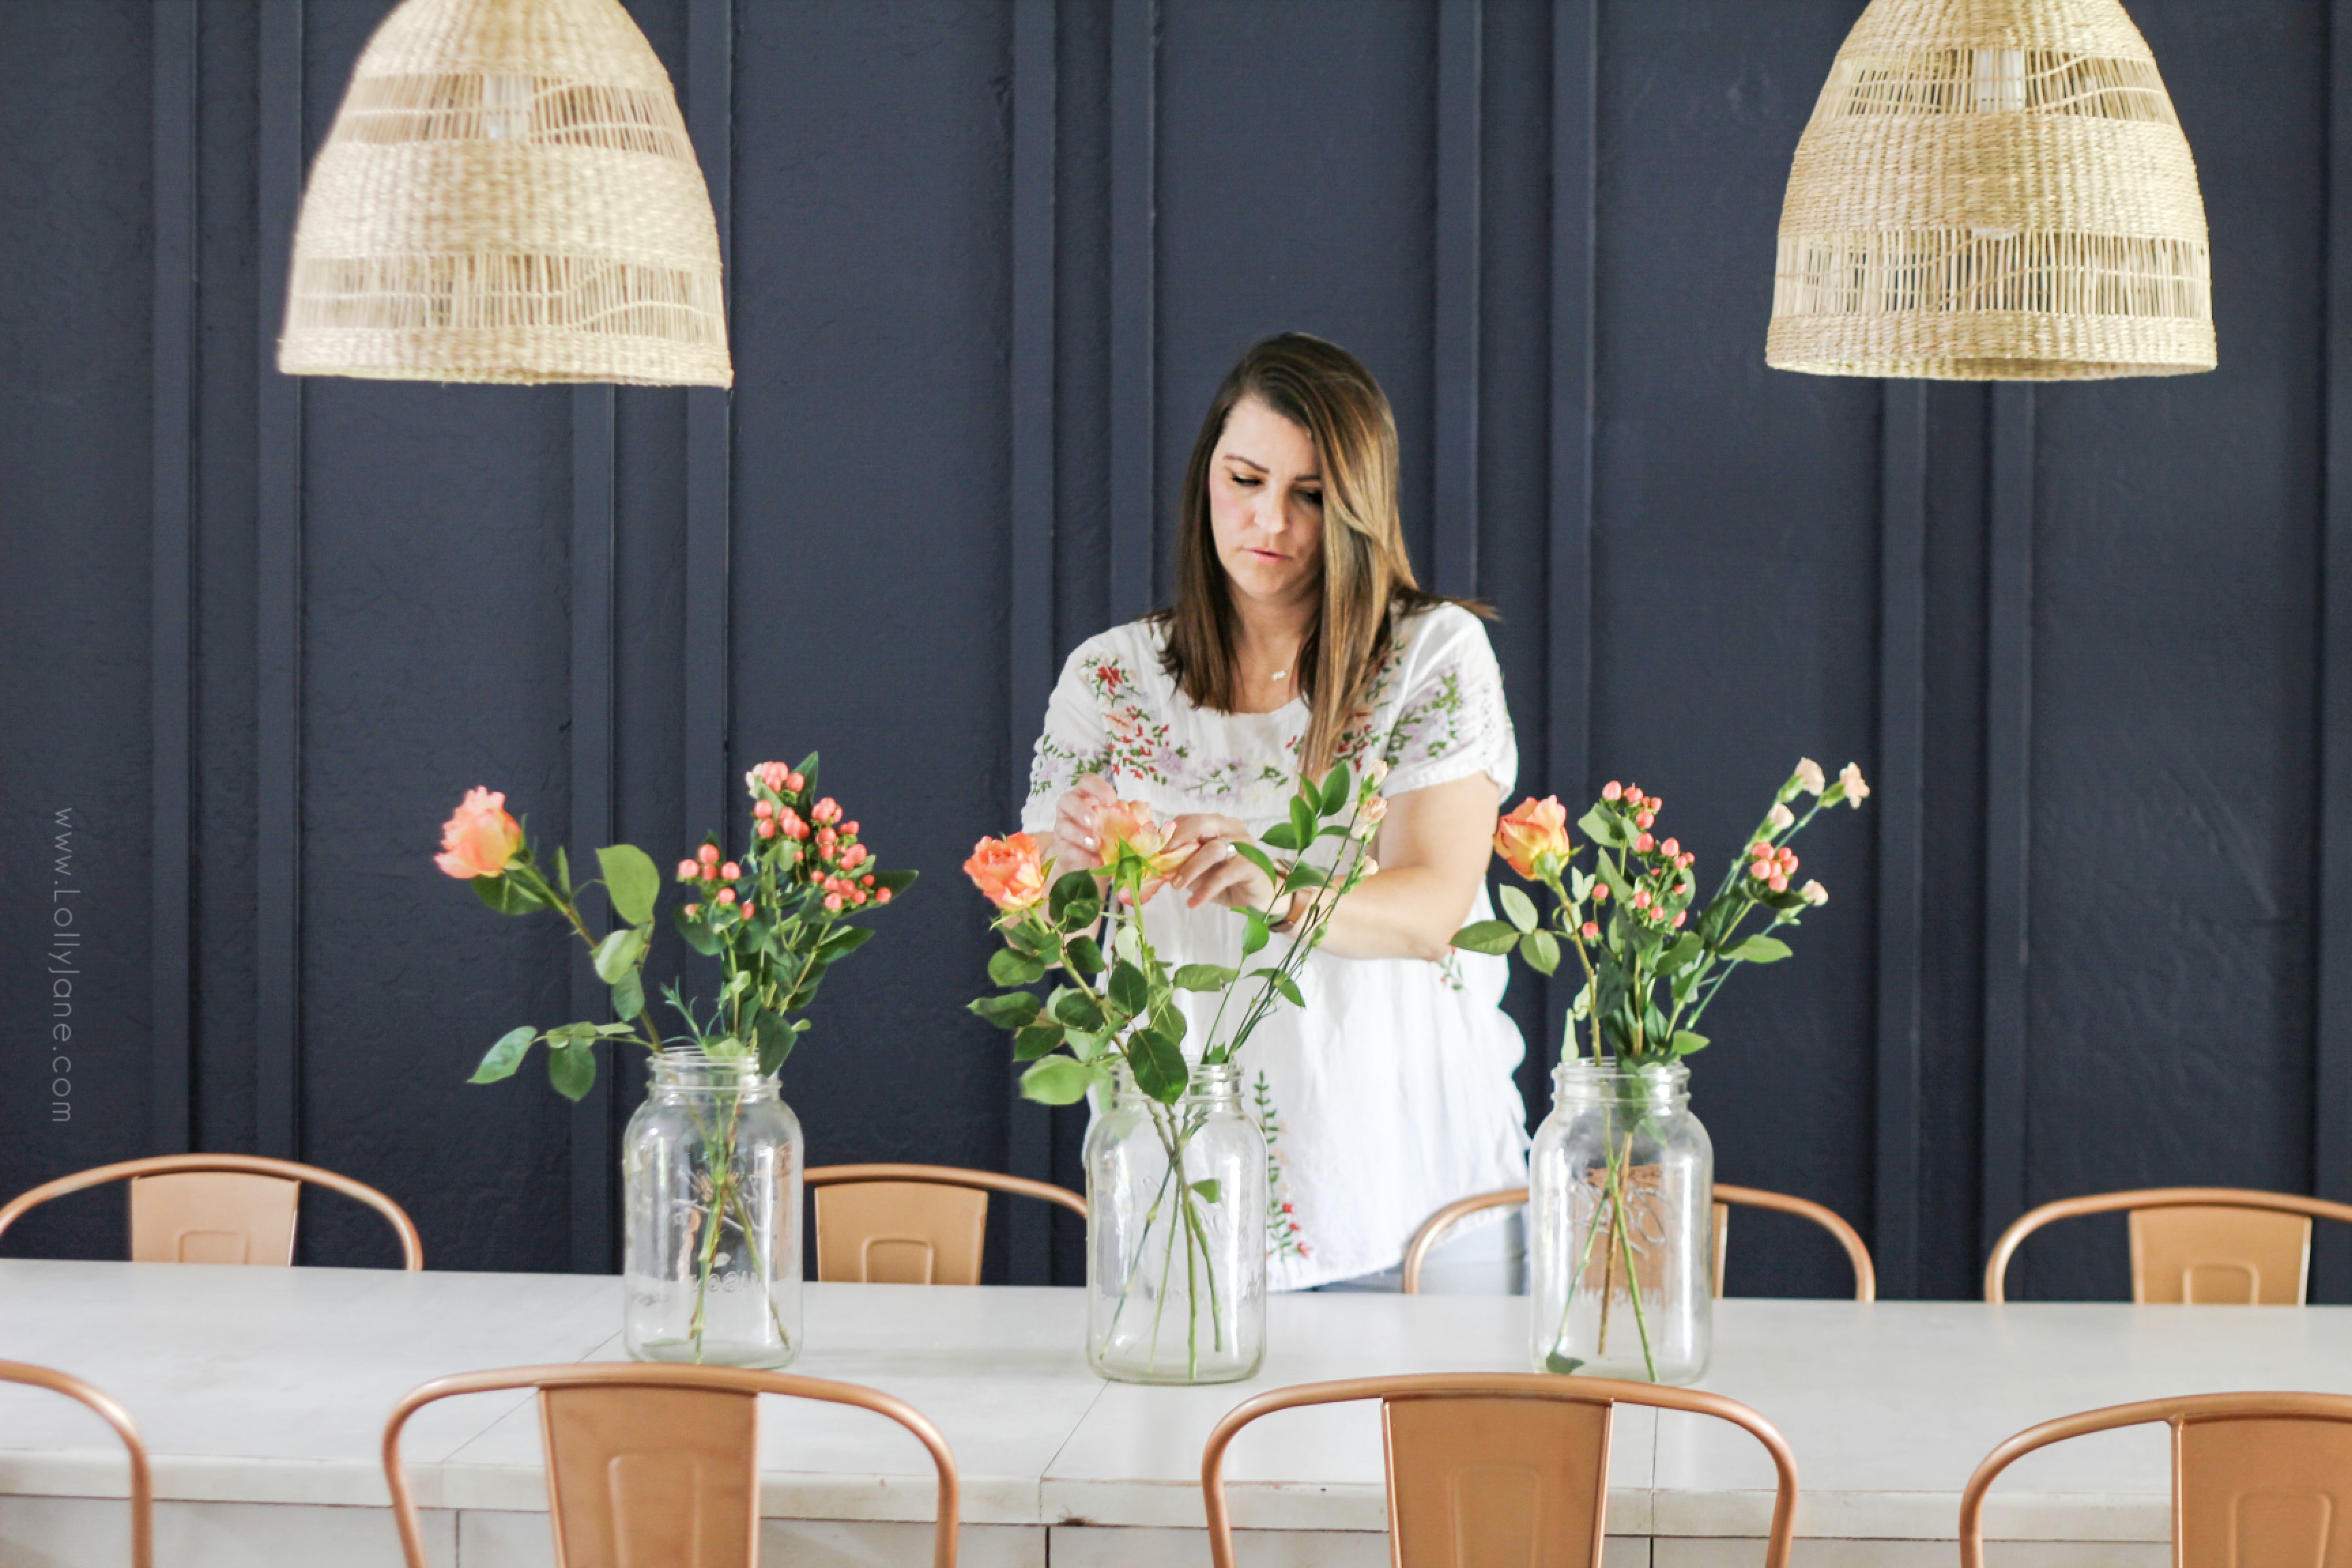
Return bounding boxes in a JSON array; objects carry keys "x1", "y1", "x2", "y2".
[
  {"x1": 0, "y1": 1359, "x2": 152, "y2": 1568},
  {"x1": 1203, "y1": 1371, "x2": 1799, "y2": 1568},
  {"x1": 384, "y1": 1362, "x2": 961, "y2": 1568},
  {"x1": 1400, "y1": 1182, "x2": 1876, "y2": 1301},
  {"x1": 806, "y1": 1162, "x2": 1086, "y2": 1286},
  {"x1": 1982, "y1": 1188, "x2": 2352, "y2": 1305},
  {"x1": 1960, "y1": 1391, "x2": 2352, "y2": 1567},
  {"x1": 0, "y1": 1153, "x2": 423, "y2": 1269}
]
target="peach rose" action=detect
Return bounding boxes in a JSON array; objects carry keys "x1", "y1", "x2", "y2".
[
  {"x1": 964, "y1": 832, "x2": 1052, "y2": 912},
  {"x1": 1494, "y1": 796, "x2": 1571, "y2": 880},
  {"x1": 1095, "y1": 798, "x2": 1188, "y2": 882},
  {"x1": 435, "y1": 787, "x2": 523, "y2": 880}
]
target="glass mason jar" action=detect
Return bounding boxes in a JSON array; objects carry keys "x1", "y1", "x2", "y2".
[
  {"x1": 1528, "y1": 1059, "x2": 1713, "y2": 1384},
  {"x1": 623, "y1": 1051, "x2": 804, "y2": 1369},
  {"x1": 1085, "y1": 1062, "x2": 1267, "y2": 1384}
]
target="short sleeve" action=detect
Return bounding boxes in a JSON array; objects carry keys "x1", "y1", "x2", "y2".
[
  {"x1": 1379, "y1": 606, "x2": 1518, "y2": 800},
  {"x1": 1019, "y1": 637, "x2": 1116, "y2": 833}
]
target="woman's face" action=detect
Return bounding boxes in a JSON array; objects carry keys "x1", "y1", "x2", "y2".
[{"x1": 1208, "y1": 396, "x2": 1325, "y2": 610}]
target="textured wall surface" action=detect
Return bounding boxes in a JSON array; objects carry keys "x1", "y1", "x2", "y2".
[{"x1": 1, "y1": 0, "x2": 2343, "y2": 1301}]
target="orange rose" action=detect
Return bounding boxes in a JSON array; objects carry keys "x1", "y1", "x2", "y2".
[
  {"x1": 1096, "y1": 798, "x2": 1187, "y2": 882},
  {"x1": 1494, "y1": 796, "x2": 1571, "y2": 880},
  {"x1": 964, "y1": 832, "x2": 1051, "y2": 911},
  {"x1": 436, "y1": 787, "x2": 523, "y2": 879}
]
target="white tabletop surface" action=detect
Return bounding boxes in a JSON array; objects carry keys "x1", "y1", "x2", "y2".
[{"x1": 1, "y1": 1259, "x2": 2347, "y2": 1540}]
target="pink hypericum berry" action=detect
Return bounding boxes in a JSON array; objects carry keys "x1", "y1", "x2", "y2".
[
  {"x1": 1660, "y1": 838, "x2": 1680, "y2": 858},
  {"x1": 1633, "y1": 889, "x2": 1652, "y2": 909},
  {"x1": 842, "y1": 845, "x2": 869, "y2": 870},
  {"x1": 817, "y1": 828, "x2": 837, "y2": 849},
  {"x1": 676, "y1": 859, "x2": 700, "y2": 881},
  {"x1": 1648, "y1": 798, "x2": 1664, "y2": 813},
  {"x1": 1634, "y1": 832, "x2": 1655, "y2": 853},
  {"x1": 740, "y1": 902, "x2": 755, "y2": 918},
  {"x1": 1624, "y1": 784, "x2": 1641, "y2": 802},
  {"x1": 754, "y1": 800, "x2": 774, "y2": 819},
  {"x1": 1780, "y1": 849, "x2": 1799, "y2": 872},
  {"x1": 1582, "y1": 921, "x2": 1601, "y2": 939},
  {"x1": 843, "y1": 820, "x2": 859, "y2": 836},
  {"x1": 779, "y1": 808, "x2": 808, "y2": 840},
  {"x1": 721, "y1": 862, "x2": 741, "y2": 881},
  {"x1": 715, "y1": 887, "x2": 736, "y2": 904},
  {"x1": 861, "y1": 874, "x2": 876, "y2": 886},
  {"x1": 698, "y1": 843, "x2": 721, "y2": 865},
  {"x1": 1769, "y1": 873, "x2": 1789, "y2": 894},
  {"x1": 1680, "y1": 852, "x2": 1696, "y2": 868},
  {"x1": 1591, "y1": 883, "x2": 1610, "y2": 902},
  {"x1": 755, "y1": 819, "x2": 777, "y2": 839},
  {"x1": 1672, "y1": 911, "x2": 1688, "y2": 928},
  {"x1": 1750, "y1": 861, "x2": 1773, "y2": 881},
  {"x1": 683, "y1": 902, "x2": 701, "y2": 917},
  {"x1": 787, "y1": 771, "x2": 805, "y2": 791},
  {"x1": 1602, "y1": 781, "x2": 1623, "y2": 802},
  {"x1": 813, "y1": 798, "x2": 843, "y2": 826},
  {"x1": 823, "y1": 893, "x2": 844, "y2": 912},
  {"x1": 877, "y1": 888, "x2": 893, "y2": 904},
  {"x1": 1633, "y1": 811, "x2": 1656, "y2": 831}
]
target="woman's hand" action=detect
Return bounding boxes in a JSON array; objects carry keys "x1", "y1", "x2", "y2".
[
  {"x1": 1161, "y1": 813, "x2": 1273, "y2": 912},
  {"x1": 1049, "y1": 772, "x2": 1120, "y2": 872}
]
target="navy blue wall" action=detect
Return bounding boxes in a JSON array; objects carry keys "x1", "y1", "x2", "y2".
[{"x1": 3, "y1": 0, "x2": 2345, "y2": 1301}]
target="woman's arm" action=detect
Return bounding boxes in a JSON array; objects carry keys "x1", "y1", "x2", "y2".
[{"x1": 1164, "y1": 770, "x2": 1498, "y2": 963}]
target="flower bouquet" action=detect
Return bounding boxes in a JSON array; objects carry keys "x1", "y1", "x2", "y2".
[
  {"x1": 964, "y1": 762, "x2": 1385, "y2": 1382},
  {"x1": 1454, "y1": 758, "x2": 1867, "y2": 1382},
  {"x1": 436, "y1": 755, "x2": 912, "y2": 1365}
]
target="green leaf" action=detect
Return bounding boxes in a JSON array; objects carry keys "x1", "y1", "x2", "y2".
[
  {"x1": 1451, "y1": 920, "x2": 1521, "y2": 956},
  {"x1": 1499, "y1": 885, "x2": 1540, "y2": 933},
  {"x1": 555, "y1": 845, "x2": 572, "y2": 896},
  {"x1": 990, "y1": 947, "x2": 1048, "y2": 987},
  {"x1": 1174, "y1": 963, "x2": 1237, "y2": 992},
  {"x1": 1064, "y1": 934, "x2": 1106, "y2": 979},
  {"x1": 1269, "y1": 971, "x2": 1305, "y2": 1009},
  {"x1": 872, "y1": 866, "x2": 919, "y2": 894},
  {"x1": 1657, "y1": 932, "x2": 1705, "y2": 977},
  {"x1": 1544, "y1": 1352, "x2": 1586, "y2": 1375},
  {"x1": 1320, "y1": 762, "x2": 1353, "y2": 817},
  {"x1": 1241, "y1": 909, "x2": 1271, "y2": 957},
  {"x1": 1108, "y1": 960, "x2": 1149, "y2": 1019},
  {"x1": 794, "y1": 751, "x2": 821, "y2": 798},
  {"x1": 1520, "y1": 929, "x2": 1561, "y2": 976},
  {"x1": 1231, "y1": 842, "x2": 1280, "y2": 882},
  {"x1": 1290, "y1": 797, "x2": 1318, "y2": 851},
  {"x1": 597, "y1": 844, "x2": 662, "y2": 928},
  {"x1": 1260, "y1": 821, "x2": 1301, "y2": 852},
  {"x1": 592, "y1": 925, "x2": 649, "y2": 983},
  {"x1": 1727, "y1": 934, "x2": 1793, "y2": 964},
  {"x1": 1049, "y1": 868, "x2": 1100, "y2": 926},
  {"x1": 1020, "y1": 1056, "x2": 1095, "y2": 1105},
  {"x1": 819, "y1": 926, "x2": 877, "y2": 962},
  {"x1": 1190, "y1": 1179, "x2": 1224, "y2": 1204},
  {"x1": 546, "y1": 1042, "x2": 596, "y2": 1102},
  {"x1": 1128, "y1": 1027, "x2": 1188, "y2": 1103},
  {"x1": 1594, "y1": 854, "x2": 1637, "y2": 909},
  {"x1": 970, "y1": 992, "x2": 1043, "y2": 1030},
  {"x1": 1013, "y1": 1022, "x2": 1065, "y2": 1061},
  {"x1": 469, "y1": 1026, "x2": 538, "y2": 1084},
  {"x1": 1051, "y1": 987, "x2": 1107, "y2": 1031},
  {"x1": 610, "y1": 970, "x2": 644, "y2": 1022},
  {"x1": 1282, "y1": 863, "x2": 1328, "y2": 891},
  {"x1": 755, "y1": 1012, "x2": 795, "y2": 1077},
  {"x1": 1577, "y1": 805, "x2": 1633, "y2": 849},
  {"x1": 473, "y1": 874, "x2": 545, "y2": 915},
  {"x1": 1671, "y1": 1030, "x2": 1711, "y2": 1056},
  {"x1": 674, "y1": 904, "x2": 722, "y2": 956}
]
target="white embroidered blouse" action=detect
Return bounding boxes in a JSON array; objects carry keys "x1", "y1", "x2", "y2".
[{"x1": 1021, "y1": 602, "x2": 1532, "y2": 1290}]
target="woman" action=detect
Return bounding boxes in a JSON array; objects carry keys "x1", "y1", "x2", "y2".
[{"x1": 1022, "y1": 333, "x2": 1528, "y2": 1291}]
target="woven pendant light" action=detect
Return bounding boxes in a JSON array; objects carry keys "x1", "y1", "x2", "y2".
[
  {"x1": 278, "y1": 0, "x2": 730, "y2": 387},
  {"x1": 1767, "y1": 0, "x2": 2213, "y2": 381}
]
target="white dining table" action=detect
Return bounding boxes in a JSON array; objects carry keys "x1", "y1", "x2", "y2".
[{"x1": 0, "y1": 1258, "x2": 2346, "y2": 1566}]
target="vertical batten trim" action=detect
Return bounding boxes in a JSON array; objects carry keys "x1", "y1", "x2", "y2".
[
  {"x1": 570, "y1": 387, "x2": 618, "y2": 1275},
  {"x1": 255, "y1": 0, "x2": 305, "y2": 1161},
  {"x1": 1545, "y1": 0, "x2": 1597, "y2": 1066},
  {"x1": 684, "y1": 0, "x2": 734, "y2": 855},
  {"x1": 1979, "y1": 385, "x2": 2035, "y2": 1268},
  {"x1": 1007, "y1": 0, "x2": 1060, "y2": 1284},
  {"x1": 2317, "y1": 0, "x2": 2352, "y2": 1301},
  {"x1": 1109, "y1": 0, "x2": 1156, "y2": 622},
  {"x1": 1874, "y1": 380, "x2": 1927, "y2": 1299},
  {"x1": 152, "y1": 0, "x2": 197, "y2": 1154},
  {"x1": 1432, "y1": 0, "x2": 1482, "y2": 599}
]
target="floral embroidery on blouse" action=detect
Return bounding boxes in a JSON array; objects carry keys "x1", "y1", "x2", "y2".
[{"x1": 1255, "y1": 1070, "x2": 1311, "y2": 1262}]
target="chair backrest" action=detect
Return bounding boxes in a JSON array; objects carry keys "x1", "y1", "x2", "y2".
[
  {"x1": 806, "y1": 1163, "x2": 1086, "y2": 1286},
  {"x1": 383, "y1": 1362, "x2": 960, "y2": 1568},
  {"x1": 1711, "y1": 1183, "x2": 1877, "y2": 1302},
  {"x1": 1202, "y1": 1372, "x2": 1798, "y2": 1568},
  {"x1": 0, "y1": 1154, "x2": 423, "y2": 1269},
  {"x1": 0, "y1": 1360, "x2": 151, "y2": 1568},
  {"x1": 1982, "y1": 1188, "x2": 2352, "y2": 1304},
  {"x1": 1959, "y1": 1391, "x2": 2352, "y2": 1568},
  {"x1": 1400, "y1": 1183, "x2": 1876, "y2": 1301}
]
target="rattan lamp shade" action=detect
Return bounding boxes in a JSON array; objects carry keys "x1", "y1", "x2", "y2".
[
  {"x1": 278, "y1": 0, "x2": 729, "y2": 387},
  {"x1": 1767, "y1": 0, "x2": 2213, "y2": 381}
]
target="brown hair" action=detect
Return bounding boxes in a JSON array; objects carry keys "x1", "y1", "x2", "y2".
[{"x1": 1157, "y1": 332, "x2": 1483, "y2": 776}]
